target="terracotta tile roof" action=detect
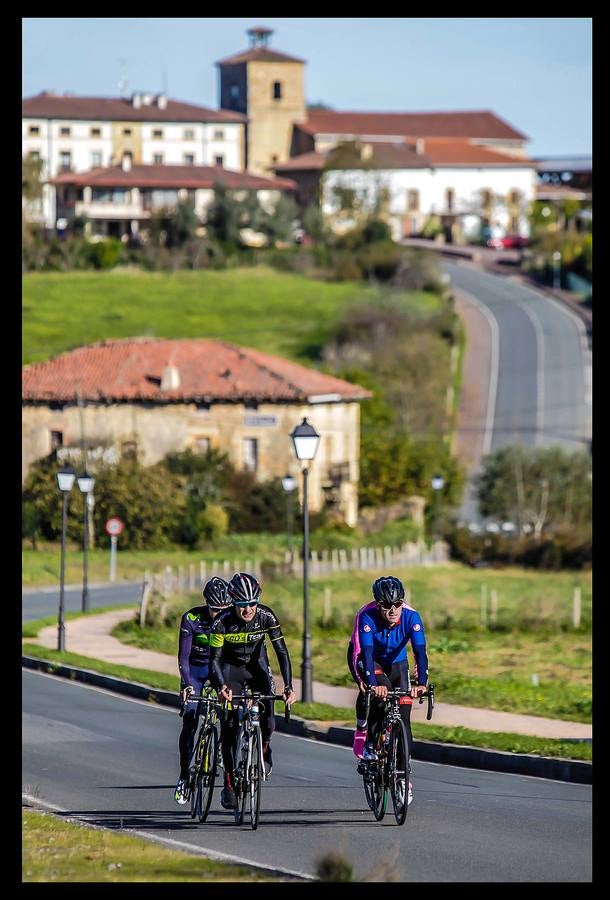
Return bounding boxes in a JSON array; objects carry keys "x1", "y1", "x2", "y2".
[
  {"x1": 424, "y1": 141, "x2": 534, "y2": 166},
  {"x1": 275, "y1": 141, "x2": 533, "y2": 173},
  {"x1": 51, "y1": 163, "x2": 297, "y2": 192},
  {"x1": 216, "y1": 47, "x2": 304, "y2": 65},
  {"x1": 301, "y1": 110, "x2": 527, "y2": 141},
  {"x1": 22, "y1": 92, "x2": 246, "y2": 123},
  {"x1": 22, "y1": 339, "x2": 372, "y2": 404}
]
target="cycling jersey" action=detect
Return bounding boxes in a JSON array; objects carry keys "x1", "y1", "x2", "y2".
[
  {"x1": 178, "y1": 605, "x2": 216, "y2": 686},
  {"x1": 357, "y1": 604, "x2": 428, "y2": 687},
  {"x1": 209, "y1": 603, "x2": 292, "y2": 690}
]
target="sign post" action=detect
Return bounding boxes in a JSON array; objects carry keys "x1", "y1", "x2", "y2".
[{"x1": 105, "y1": 517, "x2": 125, "y2": 582}]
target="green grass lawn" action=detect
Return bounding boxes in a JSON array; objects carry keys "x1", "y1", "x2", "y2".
[
  {"x1": 22, "y1": 808, "x2": 284, "y2": 882},
  {"x1": 22, "y1": 266, "x2": 440, "y2": 365}
]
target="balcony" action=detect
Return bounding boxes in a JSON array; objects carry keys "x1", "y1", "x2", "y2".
[{"x1": 74, "y1": 200, "x2": 150, "y2": 220}]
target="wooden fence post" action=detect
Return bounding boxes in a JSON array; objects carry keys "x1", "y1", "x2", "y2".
[
  {"x1": 339, "y1": 548, "x2": 348, "y2": 571},
  {"x1": 199, "y1": 560, "x2": 207, "y2": 586},
  {"x1": 188, "y1": 564, "x2": 195, "y2": 591},
  {"x1": 384, "y1": 545, "x2": 392, "y2": 568},
  {"x1": 480, "y1": 583, "x2": 488, "y2": 628},
  {"x1": 331, "y1": 549, "x2": 339, "y2": 573},
  {"x1": 164, "y1": 566, "x2": 172, "y2": 599},
  {"x1": 139, "y1": 570, "x2": 152, "y2": 627},
  {"x1": 572, "y1": 587, "x2": 582, "y2": 628},
  {"x1": 323, "y1": 587, "x2": 332, "y2": 626},
  {"x1": 178, "y1": 566, "x2": 184, "y2": 594}
]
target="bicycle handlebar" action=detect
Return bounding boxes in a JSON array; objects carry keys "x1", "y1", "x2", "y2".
[
  {"x1": 364, "y1": 684, "x2": 435, "y2": 720},
  {"x1": 221, "y1": 693, "x2": 292, "y2": 723}
]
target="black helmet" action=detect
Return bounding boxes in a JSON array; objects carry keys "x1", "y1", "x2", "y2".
[
  {"x1": 227, "y1": 572, "x2": 262, "y2": 605},
  {"x1": 372, "y1": 576, "x2": 405, "y2": 606},
  {"x1": 203, "y1": 576, "x2": 230, "y2": 609}
]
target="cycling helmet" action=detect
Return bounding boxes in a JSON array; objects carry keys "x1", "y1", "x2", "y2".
[
  {"x1": 202, "y1": 576, "x2": 230, "y2": 609},
  {"x1": 372, "y1": 576, "x2": 405, "y2": 606},
  {"x1": 227, "y1": 572, "x2": 262, "y2": 605}
]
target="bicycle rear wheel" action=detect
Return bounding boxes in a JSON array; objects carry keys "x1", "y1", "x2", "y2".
[
  {"x1": 190, "y1": 726, "x2": 205, "y2": 820},
  {"x1": 234, "y1": 726, "x2": 247, "y2": 826},
  {"x1": 363, "y1": 740, "x2": 387, "y2": 822},
  {"x1": 389, "y1": 719, "x2": 409, "y2": 826},
  {"x1": 248, "y1": 727, "x2": 263, "y2": 830}
]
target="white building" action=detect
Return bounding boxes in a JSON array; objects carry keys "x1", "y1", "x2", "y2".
[
  {"x1": 276, "y1": 140, "x2": 537, "y2": 242},
  {"x1": 51, "y1": 157, "x2": 296, "y2": 240},
  {"x1": 22, "y1": 91, "x2": 246, "y2": 228}
]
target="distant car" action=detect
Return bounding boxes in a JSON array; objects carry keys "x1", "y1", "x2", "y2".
[{"x1": 486, "y1": 235, "x2": 529, "y2": 250}]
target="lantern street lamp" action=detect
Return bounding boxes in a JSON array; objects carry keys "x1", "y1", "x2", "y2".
[
  {"x1": 77, "y1": 471, "x2": 95, "y2": 612},
  {"x1": 431, "y1": 474, "x2": 445, "y2": 541},
  {"x1": 290, "y1": 418, "x2": 320, "y2": 703},
  {"x1": 56, "y1": 465, "x2": 76, "y2": 651},
  {"x1": 281, "y1": 473, "x2": 297, "y2": 555}
]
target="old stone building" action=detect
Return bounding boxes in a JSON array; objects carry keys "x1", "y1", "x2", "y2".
[{"x1": 22, "y1": 338, "x2": 371, "y2": 526}]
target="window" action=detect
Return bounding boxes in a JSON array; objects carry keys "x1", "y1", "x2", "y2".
[
  {"x1": 90, "y1": 127, "x2": 102, "y2": 137},
  {"x1": 92, "y1": 188, "x2": 128, "y2": 202},
  {"x1": 150, "y1": 188, "x2": 179, "y2": 207},
  {"x1": 50, "y1": 430, "x2": 63, "y2": 451},
  {"x1": 195, "y1": 437, "x2": 210, "y2": 455},
  {"x1": 153, "y1": 153, "x2": 164, "y2": 164},
  {"x1": 230, "y1": 85, "x2": 239, "y2": 100},
  {"x1": 183, "y1": 153, "x2": 195, "y2": 165},
  {"x1": 152, "y1": 129, "x2": 163, "y2": 139},
  {"x1": 243, "y1": 438, "x2": 258, "y2": 473},
  {"x1": 480, "y1": 189, "x2": 492, "y2": 210},
  {"x1": 59, "y1": 151, "x2": 71, "y2": 172},
  {"x1": 272, "y1": 81, "x2": 282, "y2": 100},
  {"x1": 91, "y1": 151, "x2": 102, "y2": 167},
  {"x1": 445, "y1": 188, "x2": 454, "y2": 212},
  {"x1": 184, "y1": 129, "x2": 195, "y2": 140},
  {"x1": 60, "y1": 126, "x2": 71, "y2": 136},
  {"x1": 214, "y1": 129, "x2": 224, "y2": 141},
  {"x1": 407, "y1": 189, "x2": 419, "y2": 212},
  {"x1": 121, "y1": 440, "x2": 137, "y2": 461},
  {"x1": 508, "y1": 189, "x2": 521, "y2": 205},
  {"x1": 28, "y1": 125, "x2": 40, "y2": 135},
  {"x1": 123, "y1": 128, "x2": 132, "y2": 136},
  {"x1": 29, "y1": 150, "x2": 40, "y2": 161},
  {"x1": 215, "y1": 154, "x2": 224, "y2": 167}
]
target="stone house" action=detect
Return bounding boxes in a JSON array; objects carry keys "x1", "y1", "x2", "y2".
[{"x1": 22, "y1": 338, "x2": 372, "y2": 526}]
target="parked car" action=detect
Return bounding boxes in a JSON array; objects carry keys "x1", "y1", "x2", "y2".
[{"x1": 486, "y1": 234, "x2": 529, "y2": 250}]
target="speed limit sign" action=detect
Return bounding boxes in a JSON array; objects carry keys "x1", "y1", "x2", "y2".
[{"x1": 105, "y1": 517, "x2": 125, "y2": 537}]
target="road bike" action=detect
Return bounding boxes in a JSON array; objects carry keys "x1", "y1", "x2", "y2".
[
  {"x1": 223, "y1": 692, "x2": 290, "y2": 830},
  {"x1": 360, "y1": 684, "x2": 434, "y2": 826},
  {"x1": 183, "y1": 688, "x2": 222, "y2": 823}
]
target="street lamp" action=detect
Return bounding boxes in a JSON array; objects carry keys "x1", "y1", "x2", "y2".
[
  {"x1": 552, "y1": 250, "x2": 561, "y2": 290},
  {"x1": 281, "y1": 473, "x2": 297, "y2": 555},
  {"x1": 77, "y1": 471, "x2": 95, "y2": 612},
  {"x1": 431, "y1": 474, "x2": 444, "y2": 540},
  {"x1": 290, "y1": 418, "x2": 320, "y2": 704},
  {"x1": 56, "y1": 464, "x2": 76, "y2": 651}
]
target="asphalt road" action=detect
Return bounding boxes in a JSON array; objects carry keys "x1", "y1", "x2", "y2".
[
  {"x1": 443, "y1": 262, "x2": 591, "y2": 523},
  {"x1": 22, "y1": 582, "x2": 141, "y2": 623},
  {"x1": 22, "y1": 670, "x2": 592, "y2": 882}
]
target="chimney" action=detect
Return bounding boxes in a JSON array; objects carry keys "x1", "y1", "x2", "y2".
[
  {"x1": 156, "y1": 93, "x2": 167, "y2": 110},
  {"x1": 121, "y1": 152, "x2": 132, "y2": 172},
  {"x1": 132, "y1": 92, "x2": 142, "y2": 108},
  {"x1": 143, "y1": 93, "x2": 153, "y2": 106},
  {"x1": 416, "y1": 138, "x2": 425, "y2": 155},
  {"x1": 361, "y1": 143, "x2": 373, "y2": 161},
  {"x1": 161, "y1": 365, "x2": 181, "y2": 391}
]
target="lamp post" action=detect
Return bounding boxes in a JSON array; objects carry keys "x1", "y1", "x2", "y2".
[
  {"x1": 77, "y1": 471, "x2": 95, "y2": 612},
  {"x1": 431, "y1": 474, "x2": 445, "y2": 541},
  {"x1": 281, "y1": 473, "x2": 297, "y2": 555},
  {"x1": 552, "y1": 250, "x2": 561, "y2": 290},
  {"x1": 290, "y1": 418, "x2": 320, "y2": 704},
  {"x1": 56, "y1": 465, "x2": 76, "y2": 651}
]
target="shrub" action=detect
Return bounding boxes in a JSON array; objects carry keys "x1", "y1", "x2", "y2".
[
  {"x1": 86, "y1": 238, "x2": 124, "y2": 270},
  {"x1": 358, "y1": 240, "x2": 402, "y2": 281},
  {"x1": 196, "y1": 504, "x2": 229, "y2": 543}
]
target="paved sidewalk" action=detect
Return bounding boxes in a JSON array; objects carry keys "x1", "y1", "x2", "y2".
[{"x1": 28, "y1": 609, "x2": 592, "y2": 741}]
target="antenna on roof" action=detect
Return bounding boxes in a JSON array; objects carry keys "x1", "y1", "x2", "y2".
[{"x1": 118, "y1": 59, "x2": 128, "y2": 99}]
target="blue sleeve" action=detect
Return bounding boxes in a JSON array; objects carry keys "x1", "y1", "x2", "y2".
[
  {"x1": 409, "y1": 611, "x2": 428, "y2": 685},
  {"x1": 178, "y1": 614, "x2": 193, "y2": 686},
  {"x1": 359, "y1": 615, "x2": 378, "y2": 686}
]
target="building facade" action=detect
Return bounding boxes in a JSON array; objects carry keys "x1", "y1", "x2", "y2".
[
  {"x1": 22, "y1": 92, "x2": 246, "y2": 228},
  {"x1": 22, "y1": 339, "x2": 371, "y2": 526}
]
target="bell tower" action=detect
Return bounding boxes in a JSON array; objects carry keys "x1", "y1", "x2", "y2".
[{"x1": 217, "y1": 26, "x2": 306, "y2": 175}]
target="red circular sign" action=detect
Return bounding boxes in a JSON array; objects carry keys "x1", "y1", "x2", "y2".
[{"x1": 105, "y1": 517, "x2": 125, "y2": 536}]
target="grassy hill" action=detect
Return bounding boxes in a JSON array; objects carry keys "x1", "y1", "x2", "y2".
[{"x1": 22, "y1": 266, "x2": 440, "y2": 365}]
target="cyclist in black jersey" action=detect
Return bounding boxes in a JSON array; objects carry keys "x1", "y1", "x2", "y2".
[
  {"x1": 209, "y1": 572, "x2": 296, "y2": 810},
  {"x1": 173, "y1": 576, "x2": 230, "y2": 805}
]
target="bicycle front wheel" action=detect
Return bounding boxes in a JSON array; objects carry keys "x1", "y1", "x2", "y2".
[
  {"x1": 248, "y1": 727, "x2": 263, "y2": 830},
  {"x1": 234, "y1": 725, "x2": 247, "y2": 826},
  {"x1": 389, "y1": 719, "x2": 409, "y2": 826},
  {"x1": 190, "y1": 726, "x2": 205, "y2": 820},
  {"x1": 198, "y1": 726, "x2": 218, "y2": 823}
]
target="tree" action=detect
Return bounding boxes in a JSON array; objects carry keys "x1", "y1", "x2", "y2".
[
  {"x1": 256, "y1": 194, "x2": 299, "y2": 244},
  {"x1": 303, "y1": 204, "x2": 327, "y2": 244},
  {"x1": 204, "y1": 183, "x2": 248, "y2": 246},
  {"x1": 476, "y1": 446, "x2": 591, "y2": 539}
]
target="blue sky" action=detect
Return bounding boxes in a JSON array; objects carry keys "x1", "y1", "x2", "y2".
[{"x1": 22, "y1": 17, "x2": 592, "y2": 157}]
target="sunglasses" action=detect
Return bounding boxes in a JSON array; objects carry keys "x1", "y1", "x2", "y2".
[
  {"x1": 234, "y1": 601, "x2": 258, "y2": 608},
  {"x1": 378, "y1": 600, "x2": 403, "y2": 610}
]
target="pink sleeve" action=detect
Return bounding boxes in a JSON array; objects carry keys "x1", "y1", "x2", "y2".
[{"x1": 351, "y1": 600, "x2": 376, "y2": 683}]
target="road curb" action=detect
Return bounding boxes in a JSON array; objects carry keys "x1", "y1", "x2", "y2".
[{"x1": 22, "y1": 655, "x2": 592, "y2": 785}]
